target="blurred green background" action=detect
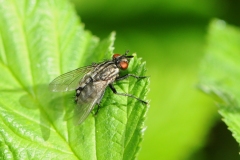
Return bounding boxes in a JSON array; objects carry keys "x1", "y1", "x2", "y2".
[{"x1": 70, "y1": 0, "x2": 240, "y2": 159}]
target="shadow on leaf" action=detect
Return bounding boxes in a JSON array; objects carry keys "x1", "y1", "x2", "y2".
[{"x1": 19, "y1": 84, "x2": 75, "y2": 140}]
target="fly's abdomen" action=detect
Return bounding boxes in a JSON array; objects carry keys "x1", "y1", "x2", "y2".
[{"x1": 76, "y1": 81, "x2": 96, "y2": 103}]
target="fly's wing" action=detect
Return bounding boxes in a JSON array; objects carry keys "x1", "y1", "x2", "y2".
[
  {"x1": 49, "y1": 66, "x2": 94, "y2": 92},
  {"x1": 73, "y1": 81, "x2": 108, "y2": 125}
]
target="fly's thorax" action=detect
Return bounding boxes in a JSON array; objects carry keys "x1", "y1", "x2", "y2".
[
  {"x1": 89, "y1": 62, "x2": 119, "y2": 82},
  {"x1": 98, "y1": 65, "x2": 119, "y2": 81}
]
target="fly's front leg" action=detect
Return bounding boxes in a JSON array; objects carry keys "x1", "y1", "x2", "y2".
[
  {"x1": 116, "y1": 74, "x2": 147, "y2": 81},
  {"x1": 109, "y1": 84, "x2": 147, "y2": 104}
]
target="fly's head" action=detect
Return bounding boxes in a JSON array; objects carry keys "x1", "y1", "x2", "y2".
[{"x1": 112, "y1": 51, "x2": 134, "y2": 70}]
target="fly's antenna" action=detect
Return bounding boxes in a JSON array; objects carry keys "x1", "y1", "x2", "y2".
[
  {"x1": 124, "y1": 50, "x2": 134, "y2": 59},
  {"x1": 125, "y1": 50, "x2": 129, "y2": 55},
  {"x1": 124, "y1": 50, "x2": 133, "y2": 58}
]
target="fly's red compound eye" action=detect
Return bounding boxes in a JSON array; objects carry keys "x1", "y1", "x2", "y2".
[
  {"x1": 112, "y1": 54, "x2": 120, "y2": 59},
  {"x1": 120, "y1": 61, "x2": 128, "y2": 70}
]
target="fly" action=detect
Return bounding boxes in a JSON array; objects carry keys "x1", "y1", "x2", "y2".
[{"x1": 49, "y1": 51, "x2": 147, "y2": 124}]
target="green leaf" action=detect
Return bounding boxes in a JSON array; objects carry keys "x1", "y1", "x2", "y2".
[
  {"x1": 0, "y1": 0, "x2": 149, "y2": 159},
  {"x1": 198, "y1": 19, "x2": 240, "y2": 144}
]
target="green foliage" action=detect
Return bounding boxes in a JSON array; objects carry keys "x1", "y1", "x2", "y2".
[
  {"x1": 199, "y1": 19, "x2": 240, "y2": 144},
  {"x1": 69, "y1": 0, "x2": 239, "y2": 159},
  {"x1": 0, "y1": 0, "x2": 149, "y2": 159}
]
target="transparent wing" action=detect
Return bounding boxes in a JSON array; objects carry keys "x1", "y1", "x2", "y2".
[
  {"x1": 49, "y1": 66, "x2": 94, "y2": 92},
  {"x1": 73, "y1": 81, "x2": 108, "y2": 125}
]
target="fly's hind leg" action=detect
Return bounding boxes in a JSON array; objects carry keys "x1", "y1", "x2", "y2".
[
  {"x1": 94, "y1": 90, "x2": 106, "y2": 116},
  {"x1": 116, "y1": 74, "x2": 147, "y2": 81},
  {"x1": 94, "y1": 104, "x2": 101, "y2": 116},
  {"x1": 109, "y1": 84, "x2": 147, "y2": 104}
]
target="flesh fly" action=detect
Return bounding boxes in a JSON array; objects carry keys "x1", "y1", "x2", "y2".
[{"x1": 49, "y1": 51, "x2": 147, "y2": 124}]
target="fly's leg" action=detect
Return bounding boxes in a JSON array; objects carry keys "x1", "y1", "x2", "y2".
[
  {"x1": 94, "y1": 90, "x2": 106, "y2": 116},
  {"x1": 94, "y1": 104, "x2": 101, "y2": 116},
  {"x1": 109, "y1": 84, "x2": 147, "y2": 104},
  {"x1": 116, "y1": 74, "x2": 147, "y2": 81}
]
